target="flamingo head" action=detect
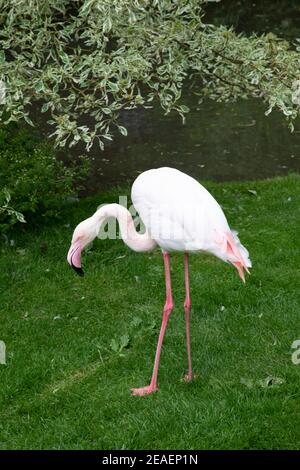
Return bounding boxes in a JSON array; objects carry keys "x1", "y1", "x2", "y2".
[{"x1": 67, "y1": 217, "x2": 96, "y2": 277}]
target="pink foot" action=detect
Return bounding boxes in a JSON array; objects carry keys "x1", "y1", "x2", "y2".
[
  {"x1": 183, "y1": 373, "x2": 194, "y2": 383},
  {"x1": 131, "y1": 385, "x2": 159, "y2": 396}
]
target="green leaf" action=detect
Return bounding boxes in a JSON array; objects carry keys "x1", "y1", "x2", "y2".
[
  {"x1": 3, "y1": 188, "x2": 11, "y2": 203},
  {"x1": 60, "y1": 52, "x2": 69, "y2": 64},
  {"x1": 24, "y1": 115, "x2": 34, "y2": 126},
  {"x1": 108, "y1": 82, "x2": 119, "y2": 93},
  {"x1": 41, "y1": 103, "x2": 50, "y2": 113},
  {"x1": 34, "y1": 81, "x2": 44, "y2": 93},
  {"x1": 119, "y1": 334, "x2": 130, "y2": 349},
  {"x1": 118, "y1": 126, "x2": 128, "y2": 136},
  {"x1": 15, "y1": 211, "x2": 26, "y2": 223},
  {"x1": 110, "y1": 338, "x2": 119, "y2": 353},
  {"x1": 179, "y1": 104, "x2": 190, "y2": 113},
  {"x1": 103, "y1": 17, "x2": 112, "y2": 33}
]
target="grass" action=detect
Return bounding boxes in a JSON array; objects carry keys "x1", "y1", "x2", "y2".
[{"x1": 0, "y1": 174, "x2": 300, "y2": 450}]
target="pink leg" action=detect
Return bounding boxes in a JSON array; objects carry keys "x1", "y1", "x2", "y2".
[
  {"x1": 131, "y1": 252, "x2": 173, "y2": 396},
  {"x1": 183, "y1": 253, "x2": 193, "y2": 382}
]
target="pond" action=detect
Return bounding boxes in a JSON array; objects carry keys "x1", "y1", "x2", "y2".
[
  {"x1": 83, "y1": 90, "x2": 300, "y2": 193},
  {"x1": 72, "y1": 1, "x2": 299, "y2": 192}
]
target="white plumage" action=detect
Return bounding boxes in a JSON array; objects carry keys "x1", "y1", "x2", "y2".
[{"x1": 132, "y1": 167, "x2": 251, "y2": 269}]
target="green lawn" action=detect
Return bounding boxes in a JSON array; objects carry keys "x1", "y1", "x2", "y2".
[{"x1": 0, "y1": 174, "x2": 300, "y2": 450}]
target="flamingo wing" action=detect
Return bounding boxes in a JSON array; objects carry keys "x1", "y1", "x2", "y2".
[{"x1": 131, "y1": 167, "x2": 251, "y2": 279}]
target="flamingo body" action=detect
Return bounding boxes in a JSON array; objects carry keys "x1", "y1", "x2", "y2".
[{"x1": 132, "y1": 167, "x2": 251, "y2": 270}]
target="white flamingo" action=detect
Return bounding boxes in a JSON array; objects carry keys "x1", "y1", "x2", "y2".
[{"x1": 67, "y1": 167, "x2": 251, "y2": 396}]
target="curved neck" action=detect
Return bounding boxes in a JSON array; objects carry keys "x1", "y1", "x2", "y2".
[{"x1": 92, "y1": 203, "x2": 156, "y2": 252}]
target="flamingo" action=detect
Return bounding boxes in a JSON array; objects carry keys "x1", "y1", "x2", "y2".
[{"x1": 67, "y1": 167, "x2": 251, "y2": 396}]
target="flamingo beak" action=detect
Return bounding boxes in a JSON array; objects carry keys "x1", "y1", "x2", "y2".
[{"x1": 67, "y1": 240, "x2": 84, "y2": 277}]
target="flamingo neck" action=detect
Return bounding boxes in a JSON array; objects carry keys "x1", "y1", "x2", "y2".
[{"x1": 92, "y1": 203, "x2": 156, "y2": 252}]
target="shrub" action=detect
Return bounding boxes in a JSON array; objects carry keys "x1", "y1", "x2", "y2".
[{"x1": 0, "y1": 124, "x2": 89, "y2": 232}]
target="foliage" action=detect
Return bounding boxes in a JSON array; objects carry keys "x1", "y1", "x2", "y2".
[
  {"x1": 0, "y1": 175, "x2": 299, "y2": 449},
  {"x1": 0, "y1": 125, "x2": 89, "y2": 231},
  {"x1": 0, "y1": 0, "x2": 300, "y2": 150},
  {"x1": 0, "y1": 187, "x2": 26, "y2": 229}
]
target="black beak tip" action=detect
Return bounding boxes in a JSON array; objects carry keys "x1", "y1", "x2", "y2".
[{"x1": 71, "y1": 262, "x2": 84, "y2": 277}]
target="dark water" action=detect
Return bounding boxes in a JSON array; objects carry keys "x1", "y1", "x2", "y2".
[
  {"x1": 205, "y1": 0, "x2": 300, "y2": 40},
  {"x1": 72, "y1": 1, "x2": 300, "y2": 192},
  {"x1": 76, "y1": 1, "x2": 300, "y2": 192},
  {"x1": 83, "y1": 91, "x2": 300, "y2": 193}
]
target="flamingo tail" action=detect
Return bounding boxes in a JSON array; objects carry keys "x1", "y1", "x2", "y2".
[{"x1": 225, "y1": 231, "x2": 252, "y2": 283}]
